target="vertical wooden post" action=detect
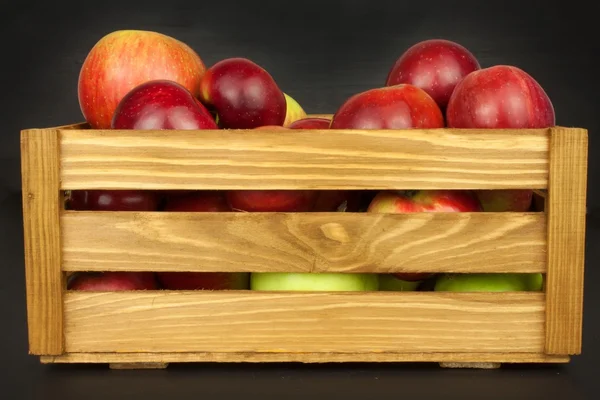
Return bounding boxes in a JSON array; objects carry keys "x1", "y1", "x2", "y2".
[
  {"x1": 545, "y1": 127, "x2": 588, "y2": 355},
  {"x1": 20, "y1": 129, "x2": 64, "y2": 355}
]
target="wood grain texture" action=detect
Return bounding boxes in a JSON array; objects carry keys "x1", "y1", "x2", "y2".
[
  {"x1": 20, "y1": 129, "x2": 64, "y2": 355},
  {"x1": 63, "y1": 291, "x2": 545, "y2": 354},
  {"x1": 40, "y1": 352, "x2": 569, "y2": 364},
  {"x1": 61, "y1": 211, "x2": 547, "y2": 273},
  {"x1": 545, "y1": 127, "x2": 588, "y2": 355},
  {"x1": 58, "y1": 127, "x2": 550, "y2": 190}
]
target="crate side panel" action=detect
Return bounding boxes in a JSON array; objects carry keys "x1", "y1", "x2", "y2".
[
  {"x1": 61, "y1": 211, "x2": 547, "y2": 273},
  {"x1": 59, "y1": 128, "x2": 549, "y2": 190},
  {"x1": 64, "y1": 291, "x2": 545, "y2": 353}
]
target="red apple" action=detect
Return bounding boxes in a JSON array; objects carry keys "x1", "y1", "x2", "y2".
[
  {"x1": 475, "y1": 189, "x2": 533, "y2": 212},
  {"x1": 67, "y1": 271, "x2": 159, "y2": 291},
  {"x1": 385, "y1": 39, "x2": 480, "y2": 110},
  {"x1": 446, "y1": 65, "x2": 555, "y2": 129},
  {"x1": 163, "y1": 191, "x2": 231, "y2": 212},
  {"x1": 112, "y1": 80, "x2": 218, "y2": 130},
  {"x1": 78, "y1": 30, "x2": 206, "y2": 129},
  {"x1": 226, "y1": 190, "x2": 318, "y2": 212},
  {"x1": 199, "y1": 57, "x2": 286, "y2": 129},
  {"x1": 446, "y1": 65, "x2": 554, "y2": 214},
  {"x1": 157, "y1": 272, "x2": 249, "y2": 290},
  {"x1": 330, "y1": 84, "x2": 444, "y2": 129},
  {"x1": 67, "y1": 190, "x2": 161, "y2": 211},
  {"x1": 368, "y1": 190, "x2": 482, "y2": 281},
  {"x1": 313, "y1": 190, "x2": 362, "y2": 212},
  {"x1": 287, "y1": 117, "x2": 331, "y2": 129}
]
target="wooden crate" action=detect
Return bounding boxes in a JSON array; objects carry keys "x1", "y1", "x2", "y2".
[{"x1": 20, "y1": 115, "x2": 588, "y2": 370}]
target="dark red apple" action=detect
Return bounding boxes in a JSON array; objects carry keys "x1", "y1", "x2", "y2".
[
  {"x1": 157, "y1": 272, "x2": 249, "y2": 290},
  {"x1": 367, "y1": 190, "x2": 482, "y2": 281},
  {"x1": 253, "y1": 125, "x2": 290, "y2": 130},
  {"x1": 111, "y1": 80, "x2": 218, "y2": 129},
  {"x1": 67, "y1": 271, "x2": 159, "y2": 291},
  {"x1": 446, "y1": 65, "x2": 555, "y2": 129},
  {"x1": 163, "y1": 191, "x2": 231, "y2": 212},
  {"x1": 67, "y1": 190, "x2": 161, "y2": 211},
  {"x1": 313, "y1": 190, "x2": 362, "y2": 212},
  {"x1": 287, "y1": 117, "x2": 331, "y2": 129},
  {"x1": 446, "y1": 65, "x2": 554, "y2": 213},
  {"x1": 330, "y1": 84, "x2": 444, "y2": 129},
  {"x1": 385, "y1": 39, "x2": 480, "y2": 110},
  {"x1": 226, "y1": 190, "x2": 318, "y2": 212},
  {"x1": 199, "y1": 57, "x2": 286, "y2": 129}
]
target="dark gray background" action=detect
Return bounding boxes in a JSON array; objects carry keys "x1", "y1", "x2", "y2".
[{"x1": 1, "y1": 0, "x2": 598, "y2": 398}]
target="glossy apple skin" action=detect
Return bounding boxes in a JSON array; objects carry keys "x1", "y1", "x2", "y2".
[
  {"x1": 250, "y1": 273, "x2": 379, "y2": 291},
  {"x1": 330, "y1": 84, "x2": 444, "y2": 129},
  {"x1": 163, "y1": 191, "x2": 231, "y2": 212},
  {"x1": 368, "y1": 190, "x2": 482, "y2": 281},
  {"x1": 226, "y1": 190, "x2": 318, "y2": 212},
  {"x1": 288, "y1": 117, "x2": 331, "y2": 129},
  {"x1": 78, "y1": 30, "x2": 206, "y2": 129},
  {"x1": 386, "y1": 39, "x2": 480, "y2": 110},
  {"x1": 67, "y1": 190, "x2": 161, "y2": 211},
  {"x1": 434, "y1": 273, "x2": 544, "y2": 292},
  {"x1": 199, "y1": 57, "x2": 286, "y2": 129},
  {"x1": 111, "y1": 80, "x2": 218, "y2": 130},
  {"x1": 253, "y1": 125, "x2": 290, "y2": 130},
  {"x1": 446, "y1": 65, "x2": 555, "y2": 129},
  {"x1": 475, "y1": 189, "x2": 533, "y2": 212},
  {"x1": 67, "y1": 271, "x2": 159, "y2": 291},
  {"x1": 378, "y1": 274, "x2": 421, "y2": 291},
  {"x1": 283, "y1": 93, "x2": 307, "y2": 126}
]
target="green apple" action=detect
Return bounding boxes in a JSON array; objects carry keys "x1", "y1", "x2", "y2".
[
  {"x1": 434, "y1": 273, "x2": 544, "y2": 292},
  {"x1": 250, "y1": 272, "x2": 379, "y2": 291},
  {"x1": 378, "y1": 274, "x2": 421, "y2": 291},
  {"x1": 282, "y1": 93, "x2": 307, "y2": 127}
]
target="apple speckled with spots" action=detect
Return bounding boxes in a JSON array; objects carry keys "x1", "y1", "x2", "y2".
[
  {"x1": 386, "y1": 39, "x2": 480, "y2": 110},
  {"x1": 330, "y1": 84, "x2": 445, "y2": 129},
  {"x1": 199, "y1": 57, "x2": 287, "y2": 129},
  {"x1": 78, "y1": 30, "x2": 206, "y2": 129}
]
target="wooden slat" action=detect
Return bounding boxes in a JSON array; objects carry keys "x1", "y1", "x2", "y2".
[
  {"x1": 61, "y1": 211, "x2": 547, "y2": 273},
  {"x1": 545, "y1": 127, "x2": 588, "y2": 355},
  {"x1": 58, "y1": 128, "x2": 550, "y2": 190},
  {"x1": 63, "y1": 291, "x2": 545, "y2": 353},
  {"x1": 20, "y1": 129, "x2": 64, "y2": 355},
  {"x1": 40, "y1": 352, "x2": 569, "y2": 364}
]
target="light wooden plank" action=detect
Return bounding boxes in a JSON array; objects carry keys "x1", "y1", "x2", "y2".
[
  {"x1": 20, "y1": 129, "x2": 64, "y2": 355},
  {"x1": 545, "y1": 127, "x2": 588, "y2": 355},
  {"x1": 58, "y1": 128, "x2": 550, "y2": 190},
  {"x1": 63, "y1": 291, "x2": 545, "y2": 354},
  {"x1": 61, "y1": 211, "x2": 547, "y2": 273},
  {"x1": 41, "y1": 352, "x2": 569, "y2": 364}
]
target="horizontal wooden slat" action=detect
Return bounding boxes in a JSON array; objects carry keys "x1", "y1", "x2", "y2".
[
  {"x1": 59, "y1": 128, "x2": 549, "y2": 190},
  {"x1": 61, "y1": 211, "x2": 547, "y2": 273},
  {"x1": 41, "y1": 352, "x2": 569, "y2": 364},
  {"x1": 63, "y1": 291, "x2": 545, "y2": 353}
]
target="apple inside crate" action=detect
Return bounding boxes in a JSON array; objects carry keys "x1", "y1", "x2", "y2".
[{"x1": 20, "y1": 111, "x2": 587, "y2": 369}]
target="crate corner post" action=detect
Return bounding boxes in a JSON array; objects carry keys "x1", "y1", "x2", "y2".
[
  {"x1": 20, "y1": 128, "x2": 65, "y2": 357},
  {"x1": 545, "y1": 126, "x2": 588, "y2": 356}
]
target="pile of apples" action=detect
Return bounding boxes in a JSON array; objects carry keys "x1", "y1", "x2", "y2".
[{"x1": 67, "y1": 30, "x2": 553, "y2": 294}]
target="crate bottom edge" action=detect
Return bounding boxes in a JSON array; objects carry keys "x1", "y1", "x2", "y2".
[{"x1": 39, "y1": 352, "x2": 570, "y2": 365}]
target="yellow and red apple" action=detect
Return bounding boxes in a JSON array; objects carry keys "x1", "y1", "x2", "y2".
[{"x1": 78, "y1": 30, "x2": 206, "y2": 129}]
